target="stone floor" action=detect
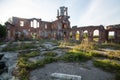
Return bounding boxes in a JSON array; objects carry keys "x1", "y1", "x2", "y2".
[
  {"x1": 30, "y1": 61, "x2": 114, "y2": 80},
  {"x1": 0, "y1": 41, "x2": 117, "y2": 80}
]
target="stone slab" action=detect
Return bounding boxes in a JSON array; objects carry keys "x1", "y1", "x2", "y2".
[{"x1": 51, "y1": 73, "x2": 81, "y2": 80}]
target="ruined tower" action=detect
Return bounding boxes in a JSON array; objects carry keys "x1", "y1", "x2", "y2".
[{"x1": 57, "y1": 6, "x2": 70, "y2": 20}]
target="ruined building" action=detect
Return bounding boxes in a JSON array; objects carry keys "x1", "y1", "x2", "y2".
[{"x1": 5, "y1": 6, "x2": 120, "y2": 43}]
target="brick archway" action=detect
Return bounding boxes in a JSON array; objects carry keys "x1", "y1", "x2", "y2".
[{"x1": 69, "y1": 25, "x2": 105, "y2": 43}]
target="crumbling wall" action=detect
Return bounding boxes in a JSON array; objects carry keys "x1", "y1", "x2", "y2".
[
  {"x1": 5, "y1": 6, "x2": 120, "y2": 43},
  {"x1": 105, "y1": 24, "x2": 120, "y2": 42}
]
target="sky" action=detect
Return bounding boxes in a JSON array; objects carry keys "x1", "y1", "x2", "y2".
[{"x1": 0, "y1": 0, "x2": 120, "y2": 27}]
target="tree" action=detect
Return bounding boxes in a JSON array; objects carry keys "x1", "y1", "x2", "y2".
[{"x1": 0, "y1": 24, "x2": 7, "y2": 39}]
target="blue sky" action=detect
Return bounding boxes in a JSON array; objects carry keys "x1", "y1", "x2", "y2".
[{"x1": 0, "y1": 0, "x2": 120, "y2": 27}]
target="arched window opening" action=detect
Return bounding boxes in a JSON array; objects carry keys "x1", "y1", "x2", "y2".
[
  {"x1": 83, "y1": 30, "x2": 88, "y2": 41},
  {"x1": 76, "y1": 31, "x2": 80, "y2": 40},
  {"x1": 93, "y1": 30, "x2": 99, "y2": 42},
  {"x1": 45, "y1": 24, "x2": 47, "y2": 29},
  {"x1": 108, "y1": 31, "x2": 115, "y2": 39},
  {"x1": 20, "y1": 21, "x2": 24, "y2": 26}
]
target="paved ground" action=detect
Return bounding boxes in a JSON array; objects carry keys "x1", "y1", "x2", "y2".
[
  {"x1": 0, "y1": 41, "x2": 117, "y2": 80},
  {"x1": 30, "y1": 61, "x2": 115, "y2": 80}
]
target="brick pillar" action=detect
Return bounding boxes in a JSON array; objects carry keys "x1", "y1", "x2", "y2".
[
  {"x1": 67, "y1": 31, "x2": 70, "y2": 41},
  {"x1": 79, "y1": 31, "x2": 83, "y2": 42},
  {"x1": 72, "y1": 31, "x2": 76, "y2": 40},
  {"x1": 104, "y1": 30, "x2": 108, "y2": 42},
  {"x1": 114, "y1": 31, "x2": 117, "y2": 39},
  {"x1": 88, "y1": 31, "x2": 92, "y2": 42},
  {"x1": 99, "y1": 30, "x2": 106, "y2": 43}
]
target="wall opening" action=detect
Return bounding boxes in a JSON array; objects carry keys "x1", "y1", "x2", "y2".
[
  {"x1": 76, "y1": 31, "x2": 80, "y2": 41},
  {"x1": 93, "y1": 30, "x2": 99, "y2": 42},
  {"x1": 31, "y1": 21, "x2": 33, "y2": 27},
  {"x1": 31, "y1": 20, "x2": 39, "y2": 28},
  {"x1": 62, "y1": 24, "x2": 67, "y2": 29},
  {"x1": 108, "y1": 31, "x2": 115, "y2": 39},
  {"x1": 33, "y1": 20, "x2": 37, "y2": 28},
  {"x1": 20, "y1": 21, "x2": 24, "y2": 26},
  {"x1": 45, "y1": 24, "x2": 47, "y2": 29},
  {"x1": 69, "y1": 31, "x2": 72, "y2": 40},
  {"x1": 83, "y1": 30, "x2": 88, "y2": 41}
]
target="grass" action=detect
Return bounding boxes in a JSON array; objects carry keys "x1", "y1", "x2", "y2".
[
  {"x1": 93, "y1": 59, "x2": 120, "y2": 72},
  {"x1": 105, "y1": 51, "x2": 120, "y2": 60},
  {"x1": 18, "y1": 50, "x2": 40, "y2": 58},
  {"x1": 2, "y1": 42, "x2": 36, "y2": 51},
  {"x1": 2, "y1": 40, "x2": 120, "y2": 80},
  {"x1": 74, "y1": 40, "x2": 98, "y2": 51},
  {"x1": 93, "y1": 59, "x2": 120, "y2": 80},
  {"x1": 60, "y1": 49, "x2": 93, "y2": 62},
  {"x1": 17, "y1": 57, "x2": 57, "y2": 80},
  {"x1": 59, "y1": 41, "x2": 77, "y2": 47},
  {"x1": 100, "y1": 42, "x2": 120, "y2": 50},
  {"x1": 43, "y1": 51, "x2": 57, "y2": 57},
  {"x1": 16, "y1": 50, "x2": 57, "y2": 80}
]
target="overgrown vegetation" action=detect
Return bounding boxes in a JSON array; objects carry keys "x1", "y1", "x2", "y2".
[
  {"x1": 100, "y1": 42, "x2": 120, "y2": 50},
  {"x1": 74, "y1": 40, "x2": 98, "y2": 51},
  {"x1": 1, "y1": 39, "x2": 120, "y2": 80},
  {"x1": 60, "y1": 49, "x2": 93, "y2": 62},
  {"x1": 59, "y1": 41, "x2": 77, "y2": 47},
  {"x1": 18, "y1": 50, "x2": 40, "y2": 58},
  {"x1": 105, "y1": 51, "x2": 120, "y2": 60},
  {"x1": 93, "y1": 59, "x2": 120, "y2": 80},
  {"x1": 43, "y1": 51, "x2": 57, "y2": 57},
  {"x1": 2, "y1": 42, "x2": 36, "y2": 51},
  {"x1": 16, "y1": 50, "x2": 57, "y2": 80}
]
